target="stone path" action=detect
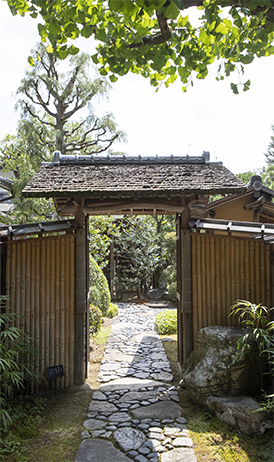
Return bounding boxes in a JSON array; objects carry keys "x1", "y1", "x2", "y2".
[{"x1": 75, "y1": 303, "x2": 197, "y2": 462}]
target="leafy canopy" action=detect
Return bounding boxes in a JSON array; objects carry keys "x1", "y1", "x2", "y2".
[{"x1": 6, "y1": 0, "x2": 274, "y2": 91}]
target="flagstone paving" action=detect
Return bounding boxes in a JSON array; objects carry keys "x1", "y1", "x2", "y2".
[{"x1": 75, "y1": 303, "x2": 197, "y2": 462}]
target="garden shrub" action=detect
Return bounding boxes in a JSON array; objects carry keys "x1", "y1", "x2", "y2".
[
  {"x1": 230, "y1": 300, "x2": 274, "y2": 411},
  {"x1": 155, "y1": 309, "x2": 177, "y2": 335},
  {"x1": 106, "y1": 303, "x2": 118, "y2": 319},
  {"x1": 89, "y1": 304, "x2": 102, "y2": 336},
  {"x1": 167, "y1": 281, "x2": 177, "y2": 303},
  {"x1": 89, "y1": 255, "x2": 111, "y2": 316},
  {"x1": 0, "y1": 296, "x2": 40, "y2": 430}
]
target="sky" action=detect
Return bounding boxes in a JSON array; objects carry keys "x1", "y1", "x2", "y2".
[{"x1": 0, "y1": 1, "x2": 273, "y2": 175}]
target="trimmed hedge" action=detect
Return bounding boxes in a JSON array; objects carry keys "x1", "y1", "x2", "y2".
[{"x1": 155, "y1": 309, "x2": 177, "y2": 335}]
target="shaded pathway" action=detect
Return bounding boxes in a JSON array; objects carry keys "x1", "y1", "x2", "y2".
[{"x1": 75, "y1": 303, "x2": 197, "y2": 462}]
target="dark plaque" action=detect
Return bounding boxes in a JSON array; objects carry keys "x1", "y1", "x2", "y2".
[{"x1": 47, "y1": 365, "x2": 64, "y2": 379}]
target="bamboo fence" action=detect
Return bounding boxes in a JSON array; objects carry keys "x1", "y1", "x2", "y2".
[
  {"x1": 191, "y1": 232, "x2": 272, "y2": 346},
  {"x1": 5, "y1": 234, "x2": 75, "y2": 391}
]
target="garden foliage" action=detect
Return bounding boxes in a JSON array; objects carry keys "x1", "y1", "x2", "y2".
[
  {"x1": 89, "y1": 255, "x2": 111, "y2": 316},
  {"x1": 155, "y1": 309, "x2": 177, "y2": 335},
  {"x1": 230, "y1": 300, "x2": 274, "y2": 411},
  {"x1": 0, "y1": 296, "x2": 40, "y2": 430}
]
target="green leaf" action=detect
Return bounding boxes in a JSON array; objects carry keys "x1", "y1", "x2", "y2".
[
  {"x1": 230, "y1": 82, "x2": 239, "y2": 94},
  {"x1": 215, "y1": 22, "x2": 230, "y2": 35},
  {"x1": 48, "y1": 19, "x2": 62, "y2": 35},
  {"x1": 27, "y1": 56, "x2": 35, "y2": 67},
  {"x1": 109, "y1": 0, "x2": 124, "y2": 12},
  {"x1": 81, "y1": 25, "x2": 94, "y2": 38},
  {"x1": 91, "y1": 53, "x2": 99, "y2": 64},
  {"x1": 109, "y1": 74, "x2": 118, "y2": 82},
  {"x1": 163, "y1": 2, "x2": 180, "y2": 20},
  {"x1": 199, "y1": 29, "x2": 215, "y2": 46},
  {"x1": 95, "y1": 29, "x2": 109, "y2": 43},
  {"x1": 240, "y1": 55, "x2": 254, "y2": 64},
  {"x1": 243, "y1": 79, "x2": 251, "y2": 91}
]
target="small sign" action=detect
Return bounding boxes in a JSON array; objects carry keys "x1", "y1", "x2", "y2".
[{"x1": 47, "y1": 365, "x2": 64, "y2": 379}]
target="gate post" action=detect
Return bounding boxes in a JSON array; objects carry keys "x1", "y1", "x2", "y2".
[
  {"x1": 176, "y1": 209, "x2": 193, "y2": 367},
  {"x1": 74, "y1": 203, "x2": 88, "y2": 385}
]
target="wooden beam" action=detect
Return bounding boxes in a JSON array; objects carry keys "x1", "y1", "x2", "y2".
[{"x1": 83, "y1": 201, "x2": 184, "y2": 214}]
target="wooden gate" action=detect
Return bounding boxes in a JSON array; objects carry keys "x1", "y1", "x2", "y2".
[
  {"x1": 4, "y1": 234, "x2": 76, "y2": 391},
  {"x1": 191, "y1": 233, "x2": 272, "y2": 345}
]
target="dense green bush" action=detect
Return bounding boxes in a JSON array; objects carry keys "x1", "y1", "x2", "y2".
[
  {"x1": 155, "y1": 309, "x2": 177, "y2": 335},
  {"x1": 89, "y1": 304, "x2": 102, "y2": 336},
  {"x1": 89, "y1": 255, "x2": 111, "y2": 316},
  {"x1": 168, "y1": 281, "x2": 177, "y2": 303},
  {"x1": 106, "y1": 303, "x2": 118, "y2": 318}
]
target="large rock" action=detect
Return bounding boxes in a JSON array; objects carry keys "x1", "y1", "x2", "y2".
[
  {"x1": 206, "y1": 396, "x2": 273, "y2": 435},
  {"x1": 181, "y1": 326, "x2": 261, "y2": 405}
]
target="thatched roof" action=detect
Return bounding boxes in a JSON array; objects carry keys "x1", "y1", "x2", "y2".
[{"x1": 23, "y1": 154, "x2": 245, "y2": 199}]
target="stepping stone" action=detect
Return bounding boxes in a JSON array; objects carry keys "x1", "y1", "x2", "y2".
[
  {"x1": 131, "y1": 333, "x2": 160, "y2": 343},
  {"x1": 172, "y1": 437, "x2": 193, "y2": 447},
  {"x1": 132, "y1": 401, "x2": 181, "y2": 420},
  {"x1": 161, "y1": 448, "x2": 197, "y2": 462},
  {"x1": 151, "y1": 372, "x2": 173, "y2": 382},
  {"x1": 83, "y1": 419, "x2": 107, "y2": 431},
  {"x1": 99, "y1": 377, "x2": 165, "y2": 392},
  {"x1": 75, "y1": 439, "x2": 132, "y2": 462},
  {"x1": 88, "y1": 401, "x2": 118, "y2": 413},
  {"x1": 114, "y1": 427, "x2": 146, "y2": 452},
  {"x1": 118, "y1": 391, "x2": 159, "y2": 403},
  {"x1": 92, "y1": 391, "x2": 107, "y2": 401}
]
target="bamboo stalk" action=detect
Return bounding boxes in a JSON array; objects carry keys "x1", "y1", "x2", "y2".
[
  {"x1": 265, "y1": 244, "x2": 271, "y2": 309},
  {"x1": 64, "y1": 236, "x2": 70, "y2": 387},
  {"x1": 196, "y1": 234, "x2": 202, "y2": 333},
  {"x1": 225, "y1": 239, "x2": 232, "y2": 326},
  {"x1": 25, "y1": 241, "x2": 31, "y2": 338},
  {"x1": 20, "y1": 242, "x2": 26, "y2": 331},
  {"x1": 230, "y1": 238, "x2": 236, "y2": 320},
  {"x1": 254, "y1": 241, "x2": 260, "y2": 304},
  {"x1": 205, "y1": 235, "x2": 210, "y2": 326},
  {"x1": 191, "y1": 234, "x2": 198, "y2": 347},
  {"x1": 250, "y1": 240, "x2": 255, "y2": 302},
  {"x1": 50, "y1": 238, "x2": 56, "y2": 391},
  {"x1": 220, "y1": 238, "x2": 226, "y2": 325},
  {"x1": 45, "y1": 238, "x2": 51, "y2": 392},
  {"x1": 259, "y1": 242, "x2": 266, "y2": 305},
  {"x1": 210, "y1": 236, "x2": 216, "y2": 325},
  {"x1": 9, "y1": 244, "x2": 17, "y2": 326},
  {"x1": 40, "y1": 239, "x2": 46, "y2": 390},
  {"x1": 59, "y1": 237, "x2": 66, "y2": 389},
  {"x1": 69, "y1": 236, "x2": 75, "y2": 386},
  {"x1": 201, "y1": 234, "x2": 207, "y2": 327},
  {"x1": 54, "y1": 237, "x2": 61, "y2": 390},
  {"x1": 34, "y1": 240, "x2": 40, "y2": 392},
  {"x1": 245, "y1": 240, "x2": 251, "y2": 301},
  {"x1": 215, "y1": 237, "x2": 222, "y2": 325}
]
